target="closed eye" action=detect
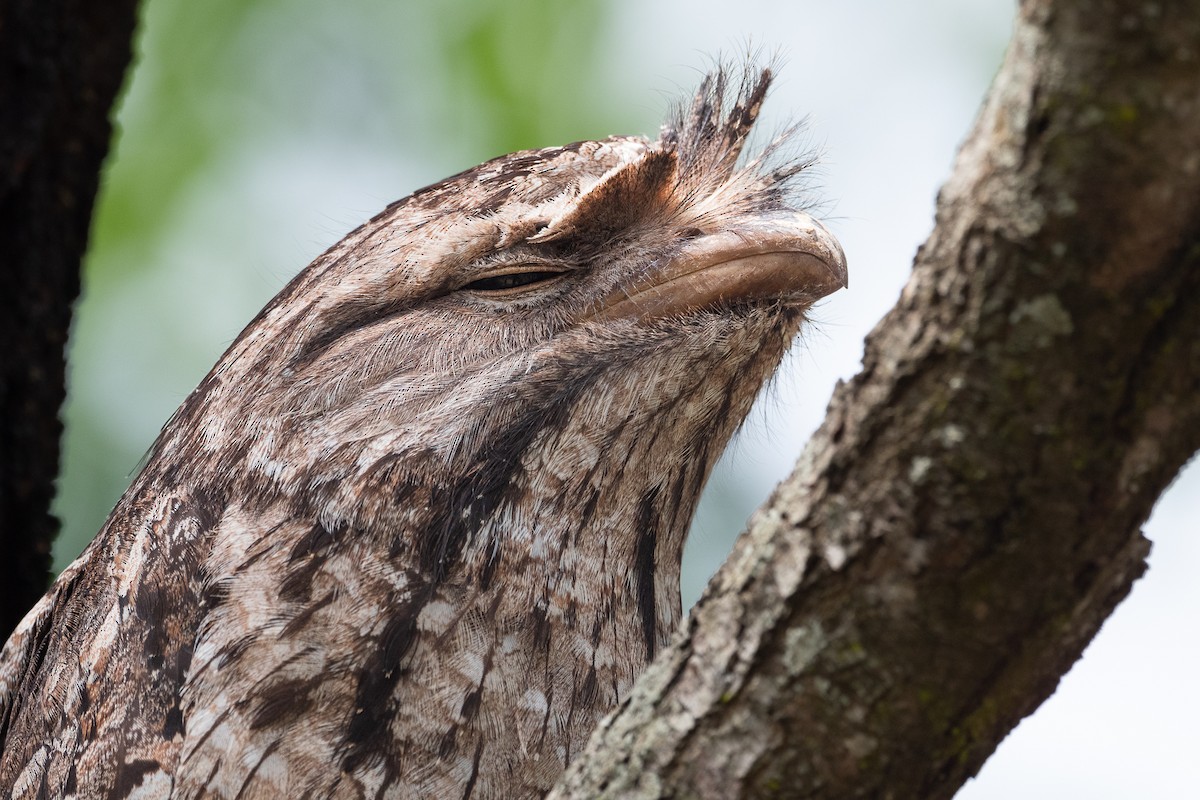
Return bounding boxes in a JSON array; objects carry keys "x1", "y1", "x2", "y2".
[{"x1": 461, "y1": 267, "x2": 569, "y2": 296}]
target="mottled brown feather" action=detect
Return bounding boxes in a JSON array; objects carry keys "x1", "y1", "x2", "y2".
[{"x1": 0, "y1": 65, "x2": 844, "y2": 799}]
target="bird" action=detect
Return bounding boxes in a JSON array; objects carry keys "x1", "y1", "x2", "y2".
[{"x1": 0, "y1": 65, "x2": 845, "y2": 799}]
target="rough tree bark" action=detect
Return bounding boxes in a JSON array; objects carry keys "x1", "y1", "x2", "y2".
[
  {"x1": 0, "y1": 0, "x2": 139, "y2": 638},
  {"x1": 550, "y1": 2, "x2": 1200, "y2": 798}
]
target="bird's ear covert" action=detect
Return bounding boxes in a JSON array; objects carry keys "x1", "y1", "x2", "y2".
[{"x1": 529, "y1": 149, "x2": 678, "y2": 243}]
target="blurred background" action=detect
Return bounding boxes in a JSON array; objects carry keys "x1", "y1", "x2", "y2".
[{"x1": 53, "y1": 0, "x2": 1197, "y2": 795}]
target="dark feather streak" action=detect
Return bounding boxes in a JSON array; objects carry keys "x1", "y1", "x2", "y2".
[
  {"x1": 635, "y1": 487, "x2": 660, "y2": 661},
  {"x1": 249, "y1": 679, "x2": 316, "y2": 730},
  {"x1": 339, "y1": 591, "x2": 424, "y2": 772}
]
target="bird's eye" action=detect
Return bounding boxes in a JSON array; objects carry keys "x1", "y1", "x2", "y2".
[{"x1": 461, "y1": 268, "x2": 568, "y2": 296}]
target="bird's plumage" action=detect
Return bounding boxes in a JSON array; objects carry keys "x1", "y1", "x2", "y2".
[{"x1": 0, "y1": 66, "x2": 845, "y2": 799}]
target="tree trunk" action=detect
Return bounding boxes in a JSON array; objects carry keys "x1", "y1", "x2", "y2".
[
  {"x1": 0, "y1": 0, "x2": 138, "y2": 637},
  {"x1": 550, "y1": 2, "x2": 1200, "y2": 797}
]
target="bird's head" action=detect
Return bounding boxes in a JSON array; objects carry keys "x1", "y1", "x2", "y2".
[{"x1": 151, "y1": 66, "x2": 845, "y2": 582}]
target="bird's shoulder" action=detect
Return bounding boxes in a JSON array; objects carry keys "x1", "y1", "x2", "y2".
[{"x1": 0, "y1": 486, "x2": 232, "y2": 797}]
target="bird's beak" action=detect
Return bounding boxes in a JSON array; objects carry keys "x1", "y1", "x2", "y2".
[{"x1": 585, "y1": 213, "x2": 848, "y2": 322}]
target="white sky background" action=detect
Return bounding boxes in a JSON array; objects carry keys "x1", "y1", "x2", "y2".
[{"x1": 55, "y1": 0, "x2": 1197, "y2": 796}]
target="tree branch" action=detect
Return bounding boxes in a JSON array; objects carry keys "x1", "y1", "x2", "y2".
[
  {"x1": 0, "y1": 0, "x2": 138, "y2": 637},
  {"x1": 551, "y1": 2, "x2": 1200, "y2": 797}
]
